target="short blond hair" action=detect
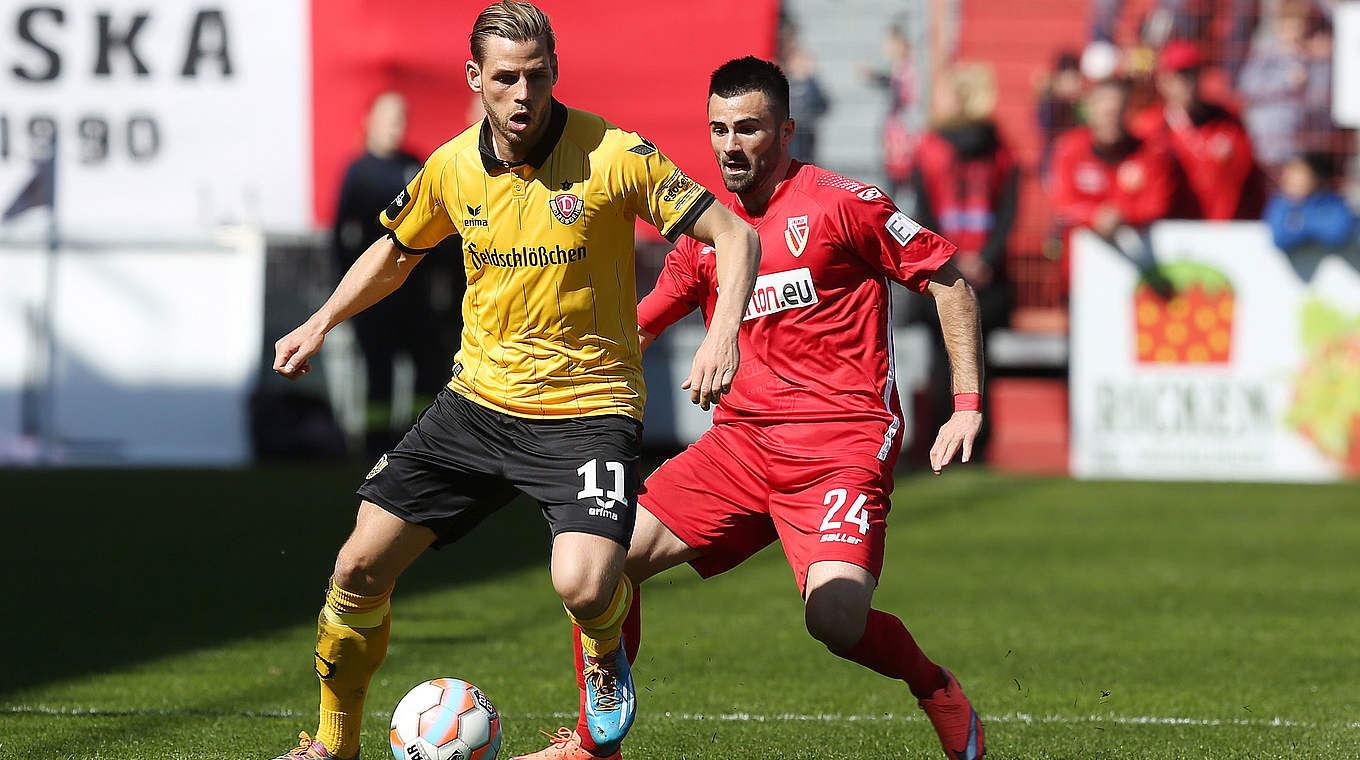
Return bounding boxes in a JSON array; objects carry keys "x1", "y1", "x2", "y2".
[
  {"x1": 470, "y1": 1, "x2": 556, "y2": 63},
  {"x1": 930, "y1": 62, "x2": 998, "y2": 128}
]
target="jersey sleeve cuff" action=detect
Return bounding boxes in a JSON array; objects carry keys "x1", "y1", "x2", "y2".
[
  {"x1": 662, "y1": 191, "x2": 716, "y2": 243},
  {"x1": 386, "y1": 230, "x2": 454, "y2": 255}
]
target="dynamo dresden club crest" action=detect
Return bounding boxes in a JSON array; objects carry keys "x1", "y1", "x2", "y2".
[{"x1": 549, "y1": 193, "x2": 584, "y2": 225}]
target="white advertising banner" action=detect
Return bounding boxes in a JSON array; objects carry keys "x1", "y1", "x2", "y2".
[
  {"x1": 1335, "y1": 2, "x2": 1360, "y2": 128},
  {"x1": 1071, "y1": 223, "x2": 1360, "y2": 481},
  {"x1": 0, "y1": 1, "x2": 310, "y2": 238},
  {"x1": 0, "y1": 231, "x2": 265, "y2": 464}
]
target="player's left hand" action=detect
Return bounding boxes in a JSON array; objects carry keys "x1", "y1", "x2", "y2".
[
  {"x1": 683, "y1": 331, "x2": 739, "y2": 411},
  {"x1": 930, "y1": 411, "x2": 983, "y2": 474}
]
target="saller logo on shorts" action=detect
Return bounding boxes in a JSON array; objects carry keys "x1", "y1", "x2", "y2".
[{"x1": 743, "y1": 267, "x2": 819, "y2": 321}]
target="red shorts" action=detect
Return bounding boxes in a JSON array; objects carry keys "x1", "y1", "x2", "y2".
[{"x1": 639, "y1": 421, "x2": 894, "y2": 593}]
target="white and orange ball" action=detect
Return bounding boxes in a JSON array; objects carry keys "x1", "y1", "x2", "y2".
[{"x1": 389, "y1": 678, "x2": 501, "y2": 760}]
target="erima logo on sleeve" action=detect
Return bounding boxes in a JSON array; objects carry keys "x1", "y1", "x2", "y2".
[
  {"x1": 885, "y1": 211, "x2": 921, "y2": 245},
  {"x1": 384, "y1": 189, "x2": 410, "y2": 221}
]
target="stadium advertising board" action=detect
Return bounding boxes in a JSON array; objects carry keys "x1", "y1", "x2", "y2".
[
  {"x1": 1335, "y1": 2, "x2": 1360, "y2": 128},
  {"x1": 0, "y1": 1, "x2": 309, "y2": 238},
  {"x1": 1071, "y1": 224, "x2": 1360, "y2": 482},
  {"x1": 0, "y1": 232, "x2": 264, "y2": 465}
]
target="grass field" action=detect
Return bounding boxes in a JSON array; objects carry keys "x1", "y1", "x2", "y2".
[{"x1": 1, "y1": 465, "x2": 1357, "y2": 759}]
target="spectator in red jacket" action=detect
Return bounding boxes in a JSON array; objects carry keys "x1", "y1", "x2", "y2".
[
  {"x1": 1050, "y1": 77, "x2": 1177, "y2": 243},
  {"x1": 1134, "y1": 40, "x2": 1266, "y2": 220},
  {"x1": 911, "y1": 62, "x2": 1018, "y2": 334}
]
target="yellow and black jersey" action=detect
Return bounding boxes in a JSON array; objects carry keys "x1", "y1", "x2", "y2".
[{"x1": 380, "y1": 99, "x2": 714, "y2": 421}]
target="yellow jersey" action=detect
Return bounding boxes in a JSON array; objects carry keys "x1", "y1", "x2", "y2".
[{"x1": 380, "y1": 100, "x2": 713, "y2": 420}]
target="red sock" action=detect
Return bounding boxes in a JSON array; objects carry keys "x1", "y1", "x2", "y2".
[
  {"x1": 834, "y1": 609, "x2": 948, "y2": 699},
  {"x1": 575, "y1": 583, "x2": 641, "y2": 753}
]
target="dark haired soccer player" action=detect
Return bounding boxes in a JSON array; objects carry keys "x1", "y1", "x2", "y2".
[
  {"x1": 267, "y1": 3, "x2": 759, "y2": 758},
  {"x1": 518, "y1": 56, "x2": 985, "y2": 760}
]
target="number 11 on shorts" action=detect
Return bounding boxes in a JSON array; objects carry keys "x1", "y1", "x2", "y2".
[
  {"x1": 820, "y1": 488, "x2": 871, "y2": 535},
  {"x1": 577, "y1": 458, "x2": 625, "y2": 504}
]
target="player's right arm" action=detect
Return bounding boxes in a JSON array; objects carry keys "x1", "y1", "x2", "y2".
[
  {"x1": 273, "y1": 236, "x2": 425, "y2": 378},
  {"x1": 678, "y1": 202, "x2": 760, "y2": 410},
  {"x1": 614, "y1": 132, "x2": 759, "y2": 407},
  {"x1": 637, "y1": 242, "x2": 708, "y2": 354},
  {"x1": 274, "y1": 153, "x2": 458, "y2": 380}
]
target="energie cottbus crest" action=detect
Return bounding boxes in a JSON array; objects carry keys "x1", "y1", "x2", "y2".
[{"x1": 784, "y1": 215, "x2": 809, "y2": 257}]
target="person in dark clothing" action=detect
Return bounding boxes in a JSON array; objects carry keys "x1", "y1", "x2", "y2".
[
  {"x1": 1036, "y1": 51, "x2": 1084, "y2": 180},
  {"x1": 910, "y1": 63, "x2": 1019, "y2": 463},
  {"x1": 784, "y1": 44, "x2": 831, "y2": 163},
  {"x1": 332, "y1": 91, "x2": 457, "y2": 452}
]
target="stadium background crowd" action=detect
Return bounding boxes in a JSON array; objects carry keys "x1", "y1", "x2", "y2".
[{"x1": 1, "y1": 0, "x2": 1356, "y2": 476}]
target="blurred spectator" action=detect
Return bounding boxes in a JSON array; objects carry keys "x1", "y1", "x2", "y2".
[
  {"x1": 910, "y1": 63, "x2": 1017, "y2": 460},
  {"x1": 1096, "y1": 0, "x2": 1260, "y2": 82},
  {"x1": 1049, "y1": 78, "x2": 1177, "y2": 263},
  {"x1": 1264, "y1": 152, "x2": 1358, "y2": 252},
  {"x1": 1036, "y1": 51, "x2": 1085, "y2": 179},
  {"x1": 332, "y1": 91, "x2": 452, "y2": 453},
  {"x1": 912, "y1": 63, "x2": 1017, "y2": 332},
  {"x1": 1133, "y1": 40, "x2": 1265, "y2": 219},
  {"x1": 863, "y1": 24, "x2": 919, "y2": 198},
  {"x1": 1238, "y1": 0, "x2": 1332, "y2": 172},
  {"x1": 781, "y1": 41, "x2": 830, "y2": 163}
]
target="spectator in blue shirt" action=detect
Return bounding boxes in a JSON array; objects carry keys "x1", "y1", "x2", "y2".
[{"x1": 1264, "y1": 152, "x2": 1357, "y2": 252}]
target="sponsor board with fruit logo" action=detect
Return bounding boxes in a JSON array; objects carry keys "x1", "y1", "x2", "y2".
[
  {"x1": 1071, "y1": 224, "x2": 1360, "y2": 482},
  {"x1": 1285, "y1": 299, "x2": 1360, "y2": 475}
]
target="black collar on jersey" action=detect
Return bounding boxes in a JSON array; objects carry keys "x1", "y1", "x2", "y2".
[{"x1": 478, "y1": 99, "x2": 568, "y2": 173}]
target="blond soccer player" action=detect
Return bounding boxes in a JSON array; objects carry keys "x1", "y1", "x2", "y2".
[{"x1": 267, "y1": 3, "x2": 759, "y2": 758}]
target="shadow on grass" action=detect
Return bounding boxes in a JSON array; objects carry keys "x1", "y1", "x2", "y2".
[{"x1": 0, "y1": 465, "x2": 555, "y2": 698}]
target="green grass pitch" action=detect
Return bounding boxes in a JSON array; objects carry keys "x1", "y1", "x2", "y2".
[{"x1": 1, "y1": 465, "x2": 1357, "y2": 759}]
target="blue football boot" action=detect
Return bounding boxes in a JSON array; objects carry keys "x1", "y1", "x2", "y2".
[{"x1": 581, "y1": 643, "x2": 635, "y2": 751}]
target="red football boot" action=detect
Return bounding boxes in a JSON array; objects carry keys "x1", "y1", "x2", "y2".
[{"x1": 918, "y1": 669, "x2": 985, "y2": 759}]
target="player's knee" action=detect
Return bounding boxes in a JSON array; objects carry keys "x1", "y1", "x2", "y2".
[
  {"x1": 804, "y1": 591, "x2": 869, "y2": 652},
  {"x1": 553, "y1": 567, "x2": 615, "y2": 618},
  {"x1": 333, "y1": 549, "x2": 391, "y2": 595}
]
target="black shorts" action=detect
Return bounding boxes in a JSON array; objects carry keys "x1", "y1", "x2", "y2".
[{"x1": 356, "y1": 389, "x2": 641, "y2": 549}]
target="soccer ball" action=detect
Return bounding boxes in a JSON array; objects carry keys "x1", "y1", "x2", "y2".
[{"x1": 389, "y1": 678, "x2": 501, "y2": 760}]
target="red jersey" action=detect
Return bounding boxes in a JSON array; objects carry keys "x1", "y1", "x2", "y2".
[
  {"x1": 1050, "y1": 127, "x2": 1177, "y2": 228},
  {"x1": 1132, "y1": 102, "x2": 1265, "y2": 220},
  {"x1": 637, "y1": 161, "x2": 956, "y2": 461}
]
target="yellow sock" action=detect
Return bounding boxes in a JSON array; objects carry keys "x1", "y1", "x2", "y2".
[
  {"x1": 315, "y1": 578, "x2": 391, "y2": 758},
  {"x1": 568, "y1": 576, "x2": 632, "y2": 658}
]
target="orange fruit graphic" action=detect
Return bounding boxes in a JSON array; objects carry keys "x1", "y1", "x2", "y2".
[{"x1": 1133, "y1": 261, "x2": 1234, "y2": 364}]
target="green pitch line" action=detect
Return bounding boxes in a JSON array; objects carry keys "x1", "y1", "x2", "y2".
[{"x1": 0, "y1": 467, "x2": 1357, "y2": 759}]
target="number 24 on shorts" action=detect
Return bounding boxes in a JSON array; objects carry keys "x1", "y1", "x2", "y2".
[{"x1": 820, "y1": 488, "x2": 871, "y2": 534}]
